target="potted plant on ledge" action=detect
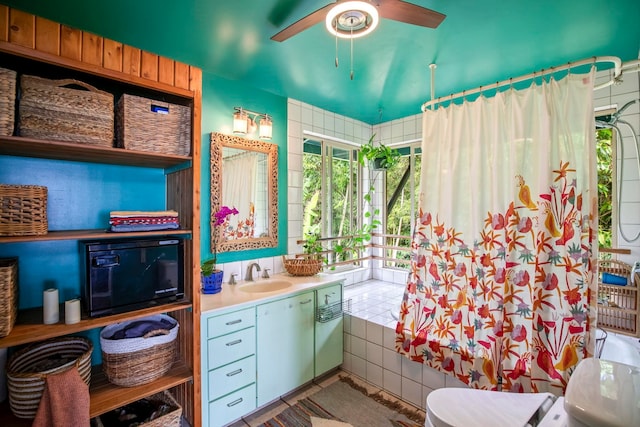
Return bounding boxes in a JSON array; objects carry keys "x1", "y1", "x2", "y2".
[
  {"x1": 202, "y1": 205, "x2": 238, "y2": 294},
  {"x1": 357, "y1": 134, "x2": 401, "y2": 170}
]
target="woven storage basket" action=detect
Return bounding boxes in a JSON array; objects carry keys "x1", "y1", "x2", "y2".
[
  {"x1": 7, "y1": 336, "x2": 93, "y2": 419},
  {"x1": 94, "y1": 390, "x2": 182, "y2": 427},
  {"x1": 100, "y1": 314, "x2": 179, "y2": 387},
  {"x1": 116, "y1": 93, "x2": 191, "y2": 155},
  {"x1": 0, "y1": 66, "x2": 16, "y2": 136},
  {"x1": 18, "y1": 74, "x2": 114, "y2": 146},
  {"x1": 0, "y1": 258, "x2": 18, "y2": 337},
  {"x1": 282, "y1": 255, "x2": 323, "y2": 276},
  {"x1": 0, "y1": 184, "x2": 47, "y2": 236}
]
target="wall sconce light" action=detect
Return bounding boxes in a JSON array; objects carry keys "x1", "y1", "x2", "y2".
[{"x1": 232, "y1": 107, "x2": 273, "y2": 140}]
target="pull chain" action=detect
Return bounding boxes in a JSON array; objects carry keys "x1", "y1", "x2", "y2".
[
  {"x1": 350, "y1": 27, "x2": 354, "y2": 80},
  {"x1": 334, "y1": 20, "x2": 339, "y2": 68}
]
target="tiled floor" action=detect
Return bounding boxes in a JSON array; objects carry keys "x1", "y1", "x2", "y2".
[{"x1": 226, "y1": 369, "x2": 425, "y2": 427}]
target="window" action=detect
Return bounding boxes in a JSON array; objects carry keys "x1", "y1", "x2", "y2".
[
  {"x1": 303, "y1": 138, "x2": 361, "y2": 267},
  {"x1": 596, "y1": 106, "x2": 618, "y2": 250},
  {"x1": 384, "y1": 145, "x2": 421, "y2": 268}
]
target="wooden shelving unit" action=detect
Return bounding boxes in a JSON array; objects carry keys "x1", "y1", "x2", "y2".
[{"x1": 0, "y1": 4, "x2": 202, "y2": 426}]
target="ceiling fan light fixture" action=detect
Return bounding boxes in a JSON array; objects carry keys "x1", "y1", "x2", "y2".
[{"x1": 325, "y1": 1, "x2": 379, "y2": 39}]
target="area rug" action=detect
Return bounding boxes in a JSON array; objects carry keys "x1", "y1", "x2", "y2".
[{"x1": 257, "y1": 376, "x2": 424, "y2": 427}]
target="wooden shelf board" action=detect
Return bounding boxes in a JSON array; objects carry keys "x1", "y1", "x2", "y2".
[
  {"x1": 0, "y1": 301, "x2": 192, "y2": 348},
  {"x1": 0, "y1": 135, "x2": 191, "y2": 168},
  {"x1": 0, "y1": 363, "x2": 192, "y2": 423},
  {"x1": 596, "y1": 304, "x2": 639, "y2": 315},
  {"x1": 0, "y1": 228, "x2": 192, "y2": 243},
  {"x1": 90, "y1": 362, "x2": 192, "y2": 417}
]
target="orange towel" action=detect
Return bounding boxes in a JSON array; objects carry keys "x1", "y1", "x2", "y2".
[{"x1": 33, "y1": 367, "x2": 90, "y2": 427}]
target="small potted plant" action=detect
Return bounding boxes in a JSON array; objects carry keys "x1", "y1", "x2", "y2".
[
  {"x1": 202, "y1": 205, "x2": 238, "y2": 294},
  {"x1": 357, "y1": 134, "x2": 401, "y2": 170}
]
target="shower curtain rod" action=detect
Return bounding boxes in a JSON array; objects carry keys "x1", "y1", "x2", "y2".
[{"x1": 421, "y1": 56, "x2": 622, "y2": 111}]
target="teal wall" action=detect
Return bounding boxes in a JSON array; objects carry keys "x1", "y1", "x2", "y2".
[
  {"x1": 0, "y1": 159, "x2": 165, "y2": 309},
  {"x1": 200, "y1": 71, "x2": 288, "y2": 263}
]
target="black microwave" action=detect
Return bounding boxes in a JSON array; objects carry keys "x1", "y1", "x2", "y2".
[{"x1": 81, "y1": 237, "x2": 185, "y2": 317}]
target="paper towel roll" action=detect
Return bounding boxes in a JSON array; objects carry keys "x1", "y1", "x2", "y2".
[
  {"x1": 43, "y1": 288, "x2": 59, "y2": 325},
  {"x1": 65, "y1": 299, "x2": 81, "y2": 324}
]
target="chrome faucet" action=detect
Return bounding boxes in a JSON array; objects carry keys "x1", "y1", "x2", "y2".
[{"x1": 245, "y1": 262, "x2": 261, "y2": 281}]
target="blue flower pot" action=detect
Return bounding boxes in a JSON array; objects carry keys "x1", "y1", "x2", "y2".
[{"x1": 202, "y1": 270, "x2": 224, "y2": 294}]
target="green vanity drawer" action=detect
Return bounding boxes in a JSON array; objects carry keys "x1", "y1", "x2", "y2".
[
  {"x1": 207, "y1": 306, "x2": 255, "y2": 338},
  {"x1": 208, "y1": 355, "x2": 255, "y2": 401},
  {"x1": 208, "y1": 383, "x2": 256, "y2": 427},
  {"x1": 208, "y1": 326, "x2": 256, "y2": 369}
]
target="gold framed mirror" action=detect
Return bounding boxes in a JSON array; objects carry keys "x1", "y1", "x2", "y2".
[{"x1": 210, "y1": 132, "x2": 278, "y2": 252}]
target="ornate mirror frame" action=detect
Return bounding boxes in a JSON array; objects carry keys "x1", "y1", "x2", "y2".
[{"x1": 210, "y1": 132, "x2": 278, "y2": 252}]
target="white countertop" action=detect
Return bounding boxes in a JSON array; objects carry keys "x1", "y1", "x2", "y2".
[{"x1": 200, "y1": 272, "x2": 346, "y2": 314}]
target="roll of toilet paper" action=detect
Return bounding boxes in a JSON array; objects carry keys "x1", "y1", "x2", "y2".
[
  {"x1": 43, "y1": 288, "x2": 59, "y2": 325},
  {"x1": 65, "y1": 299, "x2": 81, "y2": 325}
]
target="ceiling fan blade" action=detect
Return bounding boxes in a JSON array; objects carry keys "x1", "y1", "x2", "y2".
[
  {"x1": 268, "y1": 0, "x2": 306, "y2": 27},
  {"x1": 377, "y1": 0, "x2": 446, "y2": 28},
  {"x1": 271, "y1": 3, "x2": 336, "y2": 42}
]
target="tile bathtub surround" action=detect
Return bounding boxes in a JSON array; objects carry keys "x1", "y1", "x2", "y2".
[{"x1": 342, "y1": 279, "x2": 468, "y2": 412}]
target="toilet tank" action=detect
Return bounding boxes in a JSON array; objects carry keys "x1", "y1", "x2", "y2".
[{"x1": 564, "y1": 358, "x2": 640, "y2": 427}]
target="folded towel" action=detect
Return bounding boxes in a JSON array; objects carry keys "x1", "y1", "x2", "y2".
[
  {"x1": 110, "y1": 223, "x2": 180, "y2": 232},
  {"x1": 602, "y1": 272, "x2": 628, "y2": 286},
  {"x1": 110, "y1": 210, "x2": 179, "y2": 218},
  {"x1": 33, "y1": 367, "x2": 89, "y2": 427}
]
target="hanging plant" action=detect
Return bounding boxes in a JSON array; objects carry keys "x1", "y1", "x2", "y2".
[{"x1": 357, "y1": 134, "x2": 401, "y2": 170}]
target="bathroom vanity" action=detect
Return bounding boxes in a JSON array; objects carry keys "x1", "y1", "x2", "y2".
[{"x1": 200, "y1": 274, "x2": 345, "y2": 427}]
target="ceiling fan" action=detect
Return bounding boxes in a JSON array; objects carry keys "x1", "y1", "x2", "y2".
[{"x1": 271, "y1": 0, "x2": 446, "y2": 42}]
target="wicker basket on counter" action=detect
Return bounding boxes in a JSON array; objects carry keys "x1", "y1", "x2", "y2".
[
  {"x1": 282, "y1": 255, "x2": 323, "y2": 276},
  {"x1": 6, "y1": 337, "x2": 93, "y2": 419},
  {"x1": 18, "y1": 74, "x2": 114, "y2": 146},
  {"x1": 0, "y1": 66, "x2": 16, "y2": 136},
  {"x1": 100, "y1": 314, "x2": 179, "y2": 387},
  {"x1": 0, "y1": 184, "x2": 47, "y2": 236},
  {"x1": 0, "y1": 257, "x2": 18, "y2": 337},
  {"x1": 116, "y1": 93, "x2": 191, "y2": 155}
]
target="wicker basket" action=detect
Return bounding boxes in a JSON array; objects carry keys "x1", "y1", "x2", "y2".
[
  {"x1": 100, "y1": 314, "x2": 179, "y2": 387},
  {"x1": 282, "y1": 255, "x2": 323, "y2": 276},
  {"x1": 93, "y1": 390, "x2": 182, "y2": 427},
  {"x1": 0, "y1": 66, "x2": 16, "y2": 136},
  {"x1": 0, "y1": 258, "x2": 18, "y2": 337},
  {"x1": 6, "y1": 336, "x2": 93, "y2": 419},
  {"x1": 18, "y1": 74, "x2": 114, "y2": 146},
  {"x1": 116, "y1": 93, "x2": 191, "y2": 155},
  {"x1": 0, "y1": 184, "x2": 47, "y2": 236}
]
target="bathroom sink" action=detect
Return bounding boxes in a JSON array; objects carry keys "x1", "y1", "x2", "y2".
[{"x1": 238, "y1": 279, "x2": 293, "y2": 293}]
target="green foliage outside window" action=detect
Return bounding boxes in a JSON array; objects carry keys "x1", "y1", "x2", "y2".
[{"x1": 597, "y1": 128, "x2": 613, "y2": 248}]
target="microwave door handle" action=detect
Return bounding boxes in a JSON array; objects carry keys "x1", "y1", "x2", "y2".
[{"x1": 92, "y1": 255, "x2": 120, "y2": 268}]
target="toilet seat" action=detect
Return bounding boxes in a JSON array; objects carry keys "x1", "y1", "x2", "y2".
[{"x1": 426, "y1": 388, "x2": 556, "y2": 427}]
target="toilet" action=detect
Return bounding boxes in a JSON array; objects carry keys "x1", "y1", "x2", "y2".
[{"x1": 425, "y1": 358, "x2": 640, "y2": 427}]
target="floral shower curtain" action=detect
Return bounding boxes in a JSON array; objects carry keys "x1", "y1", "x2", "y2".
[{"x1": 396, "y1": 69, "x2": 598, "y2": 396}]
